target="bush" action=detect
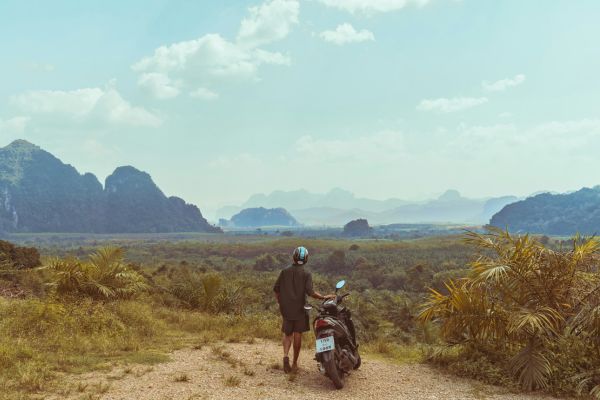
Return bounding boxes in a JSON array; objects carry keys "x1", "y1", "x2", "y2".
[
  {"x1": 420, "y1": 229, "x2": 600, "y2": 396},
  {"x1": 47, "y1": 247, "x2": 148, "y2": 301},
  {"x1": 0, "y1": 240, "x2": 41, "y2": 269}
]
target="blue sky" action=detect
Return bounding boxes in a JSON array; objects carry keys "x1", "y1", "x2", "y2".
[{"x1": 1, "y1": 0, "x2": 600, "y2": 218}]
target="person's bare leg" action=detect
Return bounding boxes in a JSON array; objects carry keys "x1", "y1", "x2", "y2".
[
  {"x1": 283, "y1": 334, "x2": 292, "y2": 357},
  {"x1": 282, "y1": 334, "x2": 293, "y2": 372},
  {"x1": 292, "y1": 332, "x2": 302, "y2": 370}
]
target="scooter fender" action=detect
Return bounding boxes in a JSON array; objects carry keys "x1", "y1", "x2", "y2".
[{"x1": 320, "y1": 350, "x2": 334, "y2": 363}]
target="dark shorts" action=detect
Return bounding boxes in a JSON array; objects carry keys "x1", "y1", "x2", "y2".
[{"x1": 282, "y1": 315, "x2": 310, "y2": 335}]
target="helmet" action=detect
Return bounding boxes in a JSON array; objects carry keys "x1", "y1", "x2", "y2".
[{"x1": 292, "y1": 246, "x2": 309, "y2": 265}]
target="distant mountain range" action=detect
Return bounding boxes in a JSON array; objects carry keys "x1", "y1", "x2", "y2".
[
  {"x1": 490, "y1": 186, "x2": 600, "y2": 235},
  {"x1": 0, "y1": 140, "x2": 220, "y2": 233},
  {"x1": 217, "y1": 188, "x2": 519, "y2": 226},
  {"x1": 241, "y1": 188, "x2": 409, "y2": 212}
]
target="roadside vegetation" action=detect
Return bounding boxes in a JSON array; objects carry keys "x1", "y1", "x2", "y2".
[
  {"x1": 421, "y1": 228, "x2": 600, "y2": 398},
  {"x1": 1, "y1": 231, "x2": 594, "y2": 399}
]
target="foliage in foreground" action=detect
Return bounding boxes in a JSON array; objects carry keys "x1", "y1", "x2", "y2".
[
  {"x1": 420, "y1": 229, "x2": 600, "y2": 397},
  {"x1": 0, "y1": 236, "x2": 466, "y2": 398},
  {"x1": 47, "y1": 247, "x2": 148, "y2": 300},
  {"x1": 0, "y1": 297, "x2": 280, "y2": 397}
]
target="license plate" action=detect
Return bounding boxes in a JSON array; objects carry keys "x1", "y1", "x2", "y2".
[{"x1": 316, "y1": 336, "x2": 335, "y2": 353}]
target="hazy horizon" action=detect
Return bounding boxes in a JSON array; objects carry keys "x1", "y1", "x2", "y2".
[{"x1": 1, "y1": 1, "x2": 600, "y2": 213}]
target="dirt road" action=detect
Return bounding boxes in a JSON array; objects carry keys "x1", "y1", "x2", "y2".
[{"x1": 53, "y1": 340, "x2": 563, "y2": 400}]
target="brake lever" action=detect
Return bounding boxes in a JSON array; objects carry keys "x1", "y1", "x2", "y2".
[{"x1": 336, "y1": 293, "x2": 350, "y2": 304}]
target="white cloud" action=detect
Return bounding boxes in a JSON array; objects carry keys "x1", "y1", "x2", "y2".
[
  {"x1": 132, "y1": 34, "x2": 288, "y2": 85},
  {"x1": 133, "y1": 0, "x2": 298, "y2": 100},
  {"x1": 0, "y1": 116, "x2": 29, "y2": 135},
  {"x1": 11, "y1": 85, "x2": 161, "y2": 128},
  {"x1": 451, "y1": 119, "x2": 600, "y2": 156},
  {"x1": 317, "y1": 0, "x2": 431, "y2": 14},
  {"x1": 482, "y1": 74, "x2": 526, "y2": 92},
  {"x1": 237, "y1": 0, "x2": 299, "y2": 47},
  {"x1": 417, "y1": 97, "x2": 488, "y2": 113},
  {"x1": 295, "y1": 131, "x2": 405, "y2": 163},
  {"x1": 137, "y1": 73, "x2": 181, "y2": 99},
  {"x1": 190, "y1": 87, "x2": 219, "y2": 101},
  {"x1": 12, "y1": 88, "x2": 104, "y2": 117},
  {"x1": 320, "y1": 23, "x2": 375, "y2": 45}
]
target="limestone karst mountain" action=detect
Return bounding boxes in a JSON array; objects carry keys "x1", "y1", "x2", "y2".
[{"x1": 0, "y1": 140, "x2": 220, "y2": 233}]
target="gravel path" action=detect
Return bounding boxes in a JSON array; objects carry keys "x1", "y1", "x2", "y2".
[{"x1": 54, "y1": 340, "x2": 564, "y2": 400}]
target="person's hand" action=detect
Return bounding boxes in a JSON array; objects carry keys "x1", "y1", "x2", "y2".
[{"x1": 324, "y1": 294, "x2": 336, "y2": 300}]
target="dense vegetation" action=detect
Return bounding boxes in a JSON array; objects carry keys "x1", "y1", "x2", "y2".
[
  {"x1": 0, "y1": 234, "x2": 473, "y2": 398},
  {"x1": 421, "y1": 229, "x2": 600, "y2": 398},
  {"x1": 491, "y1": 186, "x2": 600, "y2": 234},
  {"x1": 0, "y1": 140, "x2": 219, "y2": 234},
  {"x1": 3, "y1": 230, "x2": 594, "y2": 399}
]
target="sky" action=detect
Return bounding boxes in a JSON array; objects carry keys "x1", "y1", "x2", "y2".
[{"x1": 1, "y1": 0, "x2": 600, "y2": 219}]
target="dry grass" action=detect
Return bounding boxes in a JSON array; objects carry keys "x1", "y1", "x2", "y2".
[
  {"x1": 0, "y1": 297, "x2": 279, "y2": 398},
  {"x1": 363, "y1": 340, "x2": 424, "y2": 364},
  {"x1": 174, "y1": 373, "x2": 190, "y2": 382},
  {"x1": 223, "y1": 375, "x2": 241, "y2": 387},
  {"x1": 269, "y1": 362, "x2": 281, "y2": 370}
]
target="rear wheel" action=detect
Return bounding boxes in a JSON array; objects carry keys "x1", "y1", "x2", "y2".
[{"x1": 324, "y1": 353, "x2": 344, "y2": 389}]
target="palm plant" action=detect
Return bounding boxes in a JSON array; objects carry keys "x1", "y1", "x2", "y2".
[
  {"x1": 419, "y1": 228, "x2": 600, "y2": 394},
  {"x1": 168, "y1": 270, "x2": 205, "y2": 308},
  {"x1": 201, "y1": 273, "x2": 222, "y2": 310},
  {"x1": 48, "y1": 247, "x2": 148, "y2": 300},
  {"x1": 211, "y1": 284, "x2": 245, "y2": 315}
]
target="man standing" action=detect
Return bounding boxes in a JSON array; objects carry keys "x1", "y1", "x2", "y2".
[{"x1": 273, "y1": 246, "x2": 335, "y2": 373}]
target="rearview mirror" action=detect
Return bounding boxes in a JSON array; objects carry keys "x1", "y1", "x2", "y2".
[
  {"x1": 303, "y1": 304, "x2": 313, "y2": 311},
  {"x1": 335, "y1": 280, "x2": 346, "y2": 291}
]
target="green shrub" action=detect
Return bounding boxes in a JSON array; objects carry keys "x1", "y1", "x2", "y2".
[
  {"x1": 48, "y1": 247, "x2": 148, "y2": 300},
  {"x1": 420, "y1": 229, "x2": 600, "y2": 396}
]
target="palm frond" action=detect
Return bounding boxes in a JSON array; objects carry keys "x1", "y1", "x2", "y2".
[{"x1": 510, "y1": 340, "x2": 550, "y2": 391}]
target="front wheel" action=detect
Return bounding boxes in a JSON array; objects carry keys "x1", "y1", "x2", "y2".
[{"x1": 323, "y1": 353, "x2": 344, "y2": 389}]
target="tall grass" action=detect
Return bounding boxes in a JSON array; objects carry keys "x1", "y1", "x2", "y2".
[{"x1": 0, "y1": 297, "x2": 280, "y2": 397}]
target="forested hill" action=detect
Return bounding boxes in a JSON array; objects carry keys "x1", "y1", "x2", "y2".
[
  {"x1": 490, "y1": 186, "x2": 600, "y2": 235},
  {"x1": 228, "y1": 207, "x2": 299, "y2": 228},
  {"x1": 0, "y1": 140, "x2": 220, "y2": 233}
]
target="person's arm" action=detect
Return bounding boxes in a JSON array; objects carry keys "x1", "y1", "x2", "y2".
[
  {"x1": 311, "y1": 291, "x2": 336, "y2": 301},
  {"x1": 305, "y1": 273, "x2": 335, "y2": 301}
]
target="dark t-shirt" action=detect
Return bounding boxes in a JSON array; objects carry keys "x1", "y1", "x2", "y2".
[{"x1": 273, "y1": 264, "x2": 315, "y2": 320}]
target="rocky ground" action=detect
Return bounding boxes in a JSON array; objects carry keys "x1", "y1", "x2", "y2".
[{"x1": 49, "y1": 340, "x2": 565, "y2": 400}]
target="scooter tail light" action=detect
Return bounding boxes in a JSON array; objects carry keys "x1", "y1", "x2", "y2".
[{"x1": 315, "y1": 319, "x2": 331, "y2": 330}]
